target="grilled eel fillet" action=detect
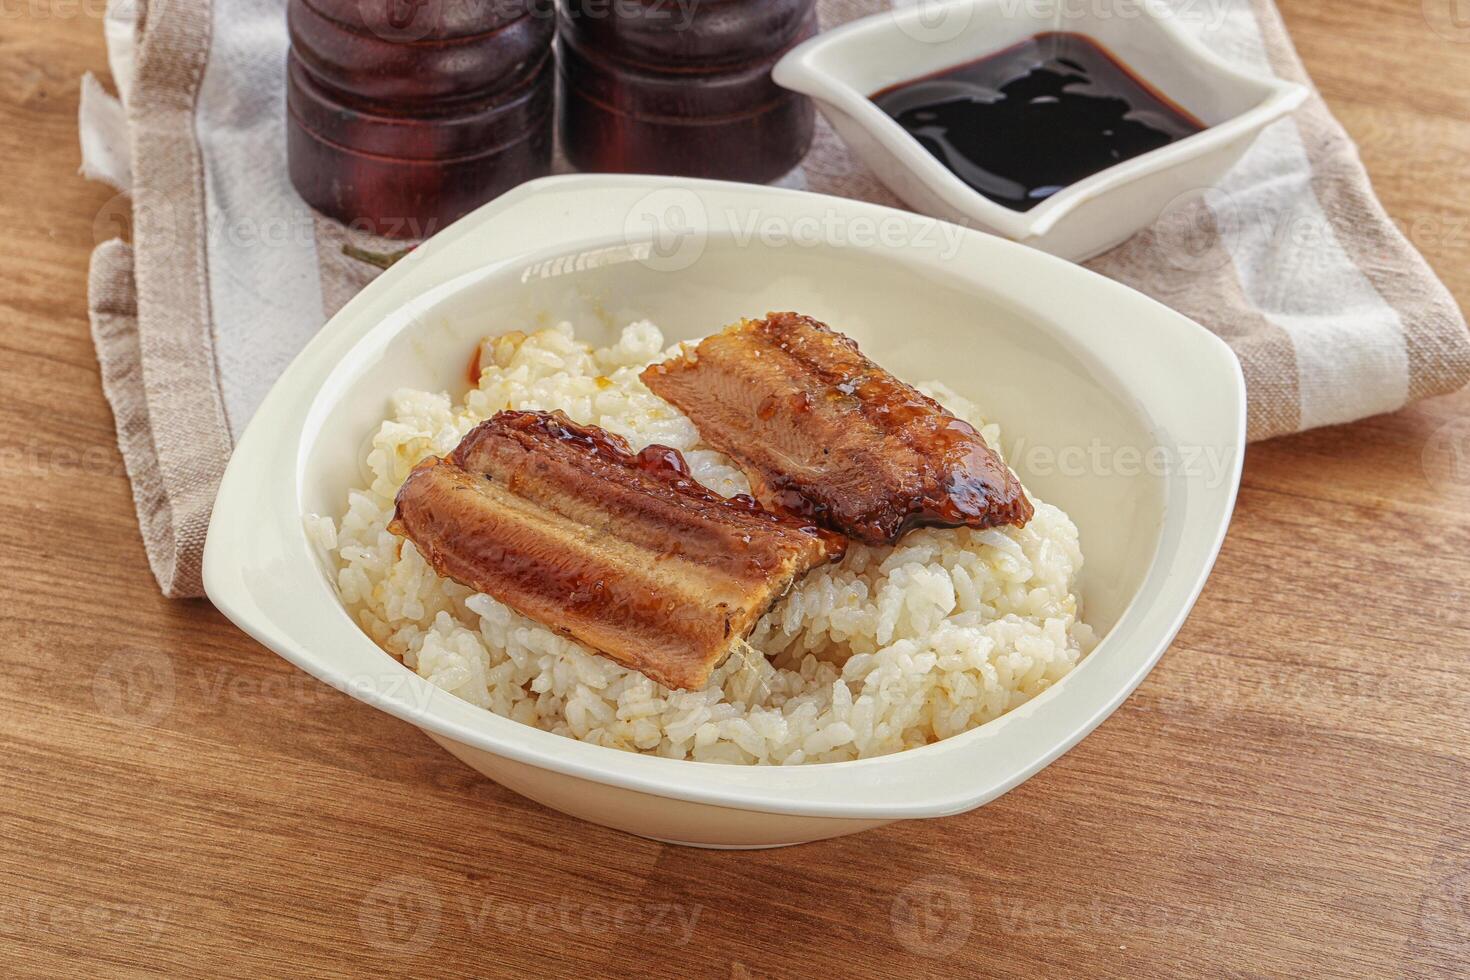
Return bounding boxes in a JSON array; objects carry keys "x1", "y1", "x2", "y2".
[
  {"x1": 389, "y1": 410, "x2": 845, "y2": 690},
  {"x1": 641, "y1": 312, "x2": 1033, "y2": 546}
]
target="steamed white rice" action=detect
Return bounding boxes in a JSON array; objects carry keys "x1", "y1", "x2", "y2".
[{"x1": 308, "y1": 322, "x2": 1096, "y2": 765}]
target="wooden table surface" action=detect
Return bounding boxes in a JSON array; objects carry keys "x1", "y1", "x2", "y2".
[{"x1": 4, "y1": 3, "x2": 1468, "y2": 977}]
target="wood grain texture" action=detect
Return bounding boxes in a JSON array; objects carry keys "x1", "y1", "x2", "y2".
[{"x1": 1, "y1": 4, "x2": 1468, "y2": 977}]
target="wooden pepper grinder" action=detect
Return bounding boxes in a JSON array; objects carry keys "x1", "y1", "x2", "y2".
[
  {"x1": 558, "y1": 0, "x2": 819, "y2": 183},
  {"x1": 287, "y1": 0, "x2": 555, "y2": 238}
]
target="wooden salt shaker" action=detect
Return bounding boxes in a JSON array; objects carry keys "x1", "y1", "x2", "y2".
[
  {"x1": 287, "y1": 0, "x2": 555, "y2": 238},
  {"x1": 558, "y1": 0, "x2": 819, "y2": 183}
]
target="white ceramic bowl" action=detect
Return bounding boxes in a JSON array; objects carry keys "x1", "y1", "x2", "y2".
[
  {"x1": 203, "y1": 173, "x2": 1244, "y2": 848},
  {"x1": 773, "y1": 0, "x2": 1307, "y2": 261}
]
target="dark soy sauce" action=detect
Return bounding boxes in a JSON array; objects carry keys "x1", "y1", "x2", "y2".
[{"x1": 872, "y1": 32, "x2": 1205, "y2": 212}]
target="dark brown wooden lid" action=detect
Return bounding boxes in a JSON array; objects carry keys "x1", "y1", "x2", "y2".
[
  {"x1": 298, "y1": 0, "x2": 547, "y2": 43},
  {"x1": 560, "y1": 0, "x2": 815, "y2": 68},
  {"x1": 289, "y1": 0, "x2": 553, "y2": 104}
]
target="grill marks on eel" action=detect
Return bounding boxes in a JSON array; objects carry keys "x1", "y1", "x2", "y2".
[
  {"x1": 389, "y1": 410, "x2": 845, "y2": 691},
  {"x1": 640, "y1": 312, "x2": 1033, "y2": 545}
]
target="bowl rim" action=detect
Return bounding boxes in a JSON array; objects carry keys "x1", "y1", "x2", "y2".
[
  {"x1": 203, "y1": 173, "x2": 1245, "y2": 820},
  {"x1": 772, "y1": 0, "x2": 1309, "y2": 239}
]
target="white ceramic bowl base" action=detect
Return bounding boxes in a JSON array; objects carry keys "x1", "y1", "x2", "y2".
[{"x1": 204, "y1": 174, "x2": 1245, "y2": 847}]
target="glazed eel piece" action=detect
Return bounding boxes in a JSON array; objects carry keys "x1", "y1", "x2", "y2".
[
  {"x1": 389, "y1": 410, "x2": 845, "y2": 691},
  {"x1": 640, "y1": 312, "x2": 1033, "y2": 546}
]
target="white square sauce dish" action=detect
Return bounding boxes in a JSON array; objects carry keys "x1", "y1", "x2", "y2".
[
  {"x1": 204, "y1": 174, "x2": 1244, "y2": 848},
  {"x1": 774, "y1": 0, "x2": 1307, "y2": 261}
]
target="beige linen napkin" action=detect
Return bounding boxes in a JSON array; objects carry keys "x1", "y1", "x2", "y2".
[{"x1": 81, "y1": 0, "x2": 1470, "y2": 597}]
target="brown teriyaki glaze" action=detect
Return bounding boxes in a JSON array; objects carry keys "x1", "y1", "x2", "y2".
[
  {"x1": 389, "y1": 409, "x2": 844, "y2": 691},
  {"x1": 640, "y1": 313, "x2": 1033, "y2": 546},
  {"x1": 871, "y1": 32, "x2": 1205, "y2": 212}
]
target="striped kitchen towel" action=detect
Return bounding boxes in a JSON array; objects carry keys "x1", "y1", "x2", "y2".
[{"x1": 81, "y1": 0, "x2": 1470, "y2": 596}]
